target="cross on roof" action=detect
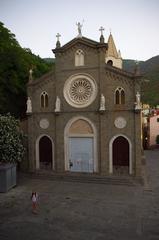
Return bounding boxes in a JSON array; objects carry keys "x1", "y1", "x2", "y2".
[
  {"x1": 99, "y1": 26, "x2": 105, "y2": 35},
  {"x1": 56, "y1": 33, "x2": 61, "y2": 41}
]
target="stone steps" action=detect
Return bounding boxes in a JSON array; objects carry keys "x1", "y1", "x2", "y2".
[{"x1": 21, "y1": 171, "x2": 143, "y2": 186}]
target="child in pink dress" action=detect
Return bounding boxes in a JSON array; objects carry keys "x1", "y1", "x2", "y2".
[{"x1": 31, "y1": 191, "x2": 38, "y2": 214}]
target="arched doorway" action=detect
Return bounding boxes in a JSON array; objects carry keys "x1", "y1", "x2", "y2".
[
  {"x1": 64, "y1": 117, "x2": 97, "y2": 173},
  {"x1": 39, "y1": 136, "x2": 53, "y2": 170},
  {"x1": 113, "y1": 136, "x2": 129, "y2": 174},
  {"x1": 109, "y1": 135, "x2": 132, "y2": 175}
]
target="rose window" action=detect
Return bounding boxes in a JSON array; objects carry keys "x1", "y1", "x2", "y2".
[
  {"x1": 70, "y1": 79, "x2": 92, "y2": 104},
  {"x1": 64, "y1": 74, "x2": 97, "y2": 108}
]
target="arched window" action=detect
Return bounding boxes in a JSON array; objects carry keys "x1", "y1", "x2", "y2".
[
  {"x1": 75, "y1": 49, "x2": 84, "y2": 66},
  {"x1": 40, "y1": 92, "x2": 48, "y2": 108},
  {"x1": 41, "y1": 94, "x2": 44, "y2": 108},
  {"x1": 115, "y1": 87, "x2": 125, "y2": 104},
  {"x1": 115, "y1": 90, "x2": 120, "y2": 104},
  {"x1": 121, "y1": 89, "x2": 125, "y2": 104}
]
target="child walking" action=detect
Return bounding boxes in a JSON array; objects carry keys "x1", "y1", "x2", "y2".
[{"x1": 31, "y1": 191, "x2": 38, "y2": 214}]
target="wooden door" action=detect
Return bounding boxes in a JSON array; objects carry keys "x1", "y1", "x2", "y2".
[
  {"x1": 113, "y1": 136, "x2": 129, "y2": 167},
  {"x1": 39, "y1": 136, "x2": 52, "y2": 169}
]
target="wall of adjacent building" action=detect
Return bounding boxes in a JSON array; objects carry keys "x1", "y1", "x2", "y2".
[{"x1": 149, "y1": 115, "x2": 159, "y2": 146}]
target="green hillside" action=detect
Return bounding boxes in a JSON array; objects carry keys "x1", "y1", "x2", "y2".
[
  {"x1": 0, "y1": 22, "x2": 54, "y2": 118},
  {"x1": 123, "y1": 57, "x2": 159, "y2": 107},
  {"x1": 123, "y1": 59, "x2": 144, "y2": 73}
]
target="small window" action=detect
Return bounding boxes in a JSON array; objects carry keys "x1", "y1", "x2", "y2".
[
  {"x1": 41, "y1": 94, "x2": 45, "y2": 108},
  {"x1": 121, "y1": 89, "x2": 125, "y2": 104},
  {"x1": 40, "y1": 91, "x2": 48, "y2": 108},
  {"x1": 75, "y1": 49, "x2": 84, "y2": 66},
  {"x1": 107, "y1": 60, "x2": 113, "y2": 66},
  {"x1": 45, "y1": 94, "x2": 48, "y2": 107},
  {"x1": 115, "y1": 90, "x2": 120, "y2": 104},
  {"x1": 157, "y1": 118, "x2": 159, "y2": 122},
  {"x1": 115, "y1": 87, "x2": 125, "y2": 105}
]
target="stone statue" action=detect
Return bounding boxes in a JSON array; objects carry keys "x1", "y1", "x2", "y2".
[
  {"x1": 29, "y1": 69, "x2": 33, "y2": 82},
  {"x1": 135, "y1": 91, "x2": 141, "y2": 110},
  {"x1": 56, "y1": 33, "x2": 61, "y2": 42},
  {"x1": 76, "y1": 22, "x2": 83, "y2": 37},
  {"x1": 26, "y1": 97, "x2": 32, "y2": 113},
  {"x1": 99, "y1": 94, "x2": 105, "y2": 111},
  {"x1": 55, "y1": 96, "x2": 61, "y2": 112},
  {"x1": 136, "y1": 92, "x2": 141, "y2": 105}
]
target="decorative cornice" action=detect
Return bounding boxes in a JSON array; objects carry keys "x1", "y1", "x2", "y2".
[
  {"x1": 105, "y1": 64, "x2": 143, "y2": 79},
  {"x1": 53, "y1": 36, "x2": 108, "y2": 54},
  {"x1": 27, "y1": 70, "x2": 55, "y2": 88}
]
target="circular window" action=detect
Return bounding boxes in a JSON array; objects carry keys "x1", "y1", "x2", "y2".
[{"x1": 64, "y1": 74, "x2": 97, "y2": 108}]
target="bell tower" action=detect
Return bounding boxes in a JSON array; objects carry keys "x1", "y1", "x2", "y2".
[{"x1": 105, "y1": 33, "x2": 122, "y2": 69}]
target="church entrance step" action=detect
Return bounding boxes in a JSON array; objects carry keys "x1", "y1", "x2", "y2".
[{"x1": 21, "y1": 171, "x2": 143, "y2": 186}]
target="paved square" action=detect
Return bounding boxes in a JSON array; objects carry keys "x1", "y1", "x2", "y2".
[{"x1": 0, "y1": 150, "x2": 159, "y2": 240}]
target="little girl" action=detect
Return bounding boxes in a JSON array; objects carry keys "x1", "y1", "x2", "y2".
[{"x1": 31, "y1": 191, "x2": 38, "y2": 214}]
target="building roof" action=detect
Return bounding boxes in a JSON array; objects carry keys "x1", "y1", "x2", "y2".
[
  {"x1": 53, "y1": 36, "x2": 108, "y2": 53},
  {"x1": 27, "y1": 70, "x2": 55, "y2": 87},
  {"x1": 105, "y1": 63, "x2": 139, "y2": 78}
]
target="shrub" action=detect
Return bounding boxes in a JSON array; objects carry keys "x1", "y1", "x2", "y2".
[{"x1": 0, "y1": 113, "x2": 25, "y2": 163}]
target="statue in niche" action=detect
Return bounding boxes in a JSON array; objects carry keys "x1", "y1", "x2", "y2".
[
  {"x1": 26, "y1": 97, "x2": 32, "y2": 113},
  {"x1": 55, "y1": 96, "x2": 61, "y2": 112},
  {"x1": 99, "y1": 94, "x2": 105, "y2": 111}
]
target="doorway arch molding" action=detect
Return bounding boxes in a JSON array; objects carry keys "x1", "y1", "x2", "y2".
[
  {"x1": 64, "y1": 116, "x2": 98, "y2": 172},
  {"x1": 35, "y1": 134, "x2": 54, "y2": 170}
]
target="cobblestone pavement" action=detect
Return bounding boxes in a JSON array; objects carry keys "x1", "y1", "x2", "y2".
[{"x1": 0, "y1": 150, "x2": 159, "y2": 240}]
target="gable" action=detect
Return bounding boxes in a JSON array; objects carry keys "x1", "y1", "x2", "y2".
[
  {"x1": 53, "y1": 36, "x2": 107, "y2": 54},
  {"x1": 53, "y1": 36, "x2": 108, "y2": 71}
]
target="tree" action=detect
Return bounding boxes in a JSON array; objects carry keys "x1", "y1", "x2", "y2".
[
  {"x1": 0, "y1": 22, "x2": 54, "y2": 117},
  {"x1": 0, "y1": 114, "x2": 25, "y2": 163}
]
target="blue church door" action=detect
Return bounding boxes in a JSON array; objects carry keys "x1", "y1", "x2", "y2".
[{"x1": 69, "y1": 137, "x2": 93, "y2": 173}]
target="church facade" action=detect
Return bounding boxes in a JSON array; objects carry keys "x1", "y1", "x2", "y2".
[{"x1": 26, "y1": 27, "x2": 142, "y2": 176}]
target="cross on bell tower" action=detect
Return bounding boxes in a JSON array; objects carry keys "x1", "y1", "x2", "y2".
[{"x1": 99, "y1": 26, "x2": 105, "y2": 35}]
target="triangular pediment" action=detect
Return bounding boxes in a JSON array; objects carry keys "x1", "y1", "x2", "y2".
[
  {"x1": 27, "y1": 70, "x2": 55, "y2": 87},
  {"x1": 53, "y1": 36, "x2": 107, "y2": 53}
]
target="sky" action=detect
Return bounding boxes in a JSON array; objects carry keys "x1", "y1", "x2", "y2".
[{"x1": 0, "y1": 0, "x2": 159, "y2": 61}]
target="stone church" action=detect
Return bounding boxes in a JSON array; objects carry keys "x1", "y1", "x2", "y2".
[{"x1": 26, "y1": 25, "x2": 142, "y2": 176}]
